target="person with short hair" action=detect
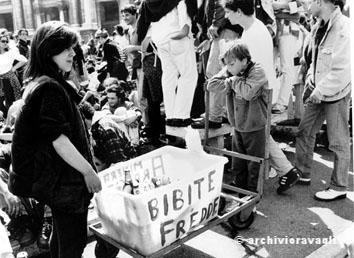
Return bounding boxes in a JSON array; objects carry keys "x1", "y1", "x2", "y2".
[
  {"x1": 295, "y1": 0, "x2": 351, "y2": 201},
  {"x1": 208, "y1": 42, "x2": 268, "y2": 193},
  {"x1": 222, "y1": 0, "x2": 302, "y2": 193},
  {"x1": 102, "y1": 83, "x2": 142, "y2": 146},
  {"x1": 95, "y1": 28, "x2": 128, "y2": 81}
]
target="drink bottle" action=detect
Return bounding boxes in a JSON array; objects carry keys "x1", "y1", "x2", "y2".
[{"x1": 123, "y1": 169, "x2": 133, "y2": 194}]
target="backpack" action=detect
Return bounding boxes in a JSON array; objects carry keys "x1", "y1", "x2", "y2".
[{"x1": 9, "y1": 76, "x2": 52, "y2": 198}]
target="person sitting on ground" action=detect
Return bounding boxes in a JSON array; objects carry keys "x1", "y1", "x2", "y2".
[
  {"x1": 79, "y1": 102, "x2": 136, "y2": 258},
  {"x1": 102, "y1": 83, "x2": 142, "y2": 146}
]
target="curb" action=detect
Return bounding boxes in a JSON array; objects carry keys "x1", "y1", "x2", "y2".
[{"x1": 306, "y1": 222, "x2": 354, "y2": 258}]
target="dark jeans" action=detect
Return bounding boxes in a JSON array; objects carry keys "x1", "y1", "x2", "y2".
[
  {"x1": 50, "y1": 208, "x2": 88, "y2": 258},
  {"x1": 232, "y1": 128, "x2": 266, "y2": 193},
  {"x1": 95, "y1": 237, "x2": 120, "y2": 258},
  {"x1": 295, "y1": 94, "x2": 351, "y2": 191}
]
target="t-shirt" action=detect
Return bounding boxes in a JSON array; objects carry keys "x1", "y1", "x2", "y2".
[
  {"x1": 241, "y1": 18, "x2": 279, "y2": 95},
  {"x1": 0, "y1": 49, "x2": 27, "y2": 74},
  {"x1": 150, "y1": 0, "x2": 192, "y2": 45}
]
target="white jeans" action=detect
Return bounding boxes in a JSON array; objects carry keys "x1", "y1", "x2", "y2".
[
  {"x1": 276, "y1": 34, "x2": 298, "y2": 106},
  {"x1": 157, "y1": 37, "x2": 198, "y2": 119},
  {"x1": 269, "y1": 135, "x2": 293, "y2": 176},
  {"x1": 206, "y1": 29, "x2": 239, "y2": 122}
]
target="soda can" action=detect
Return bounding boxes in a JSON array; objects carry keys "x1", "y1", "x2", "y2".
[{"x1": 16, "y1": 251, "x2": 28, "y2": 258}]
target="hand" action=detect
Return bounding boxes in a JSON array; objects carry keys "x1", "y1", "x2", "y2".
[
  {"x1": 123, "y1": 45, "x2": 136, "y2": 55},
  {"x1": 124, "y1": 113, "x2": 140, "y2": 128},
  {"x1": 84, "y1": 170, "x2": 102, "y2": 193},
  {"x1": 308, "y1": 90, "x2": 323, "y2": 104},
  {"x1": 4, "y1": 193, "x2": 22, "y2": 217},
  {"x1": 208, "y1": 25, "x2": 219, "y2": 40},
  {"x1": 170, "y1": 25, "x2": 189, "y2": 40},
  {"x1": 197, "y1": 39, "x2": 211, "y2": 54}
]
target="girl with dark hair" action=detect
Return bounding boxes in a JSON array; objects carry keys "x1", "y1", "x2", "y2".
[
  {"x1": 11, "y1": 21, "x2": 102, "y2": 258},
  {"x1": 0, "y1": 32, "x2": 27, "y2": 117}
]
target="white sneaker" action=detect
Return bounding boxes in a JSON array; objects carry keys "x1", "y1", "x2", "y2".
[{"x1": 314, "y1": 188, "x2": 347, "y2": 201}]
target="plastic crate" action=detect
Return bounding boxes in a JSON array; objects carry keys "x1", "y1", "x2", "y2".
[{"x1": 94, "y1": 146, "x2": 228, "y2": 255}]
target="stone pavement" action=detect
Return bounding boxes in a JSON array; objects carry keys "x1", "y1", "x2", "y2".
[{"x1": 16, "y1": 129, "x2": 354, "y2": 258}]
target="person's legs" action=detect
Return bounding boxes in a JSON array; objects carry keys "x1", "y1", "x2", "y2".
[
  {"x1": 157, "y1": 43, "x2": 179, "y2": 120},
  {"x1": 295, "y1": 103, "x2": 326, "y2": 179},
  {"x1": 172, "y1": 37, "x2": 198, "y2": 119},
  {"x1": 325, "y1": 94, "x2": 351, "y2": 191},
  {"x1": 232, "y1": 130, "x2": 248, "y2": 190},
  {"x1": 275, "y1": 34, "x2": 298, "y2": 107},
  {"x1": 243, "y1": 129, "x2": 265, "y2": 193},
  {"x1": 94, "y1": 237, "x2": 119, "y2": 258},
  {"x1": 50, "y1": 208, "x2": 88, "y2": 258},
  {"x1": 269, "y1": 135, "x2": 293, "y2": 176},
  {"x1": 206, "y1": 29, "x2": 238, "y2": 123}
]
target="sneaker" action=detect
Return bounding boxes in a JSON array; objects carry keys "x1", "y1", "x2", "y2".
[
  {"x1": 298, "y1": 177, "x2": 311, "y2": 185},
  {"x1": 277, "y1": 167, "x2": 301, "y2": 193},
  {"x1": 314, "y1": 188, "x2": 347, "y2": 201},
  {"x1": 272, "y1": 103, "x2": 287, "y2": 114},
  {"x1": 37, "y1": 218, "x2": 52, "y2": 249}
]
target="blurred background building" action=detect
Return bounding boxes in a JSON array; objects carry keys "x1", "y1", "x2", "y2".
[{"x1": 0, "y1": 0, "x2": 133, "y2": 41}]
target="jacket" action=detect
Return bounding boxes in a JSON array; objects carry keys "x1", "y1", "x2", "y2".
[
  {"x1": 12, "y1": 77, "x2": 94, "y2": 213},
  {"x1": 208, "y1": 63, "x2": 268, "y2": 132},
  {"x1": 307, "y1": 7, "x2": 351, "y2": 102}
]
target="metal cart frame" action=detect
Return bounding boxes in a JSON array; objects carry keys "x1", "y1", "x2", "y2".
[
  {"x1": 89, "y1": 184, "x2": 260, "y2": 258},
  {"x1": 89, "y1": 86, "x2": 273, "y2": 258}
]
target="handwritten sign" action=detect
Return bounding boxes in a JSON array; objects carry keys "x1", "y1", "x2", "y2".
[
  {"x1": 146, "y1": 170, "x2": 218, "y2": 246},
  {"x1": 95, "y1": 146, "x2": 227, "y2": 255}
]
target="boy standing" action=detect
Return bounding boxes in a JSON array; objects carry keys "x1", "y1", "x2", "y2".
[{"x1": 208, "y1": 42, "x2": 268, "y2": 193}]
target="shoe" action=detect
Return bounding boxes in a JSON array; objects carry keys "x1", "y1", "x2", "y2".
[
  {"x1": 37, "y1": 218, "x2": 52, "y2": 249},
  {"x1": 170, "y1": 118, "x2": 192, "y2": 127},
  {"x1": 191, "y1": 119, "x2": 222, "y2": 129},
  {"x1": 277, "y1": 167, "x2": 301, "y2": 193},
  {"x1": 298, "y1": 177, "x2": 311, "y2": 185},
  {"x1": 276, "y1": 118, "x2": 301, "y2": 126},
  {"x1": 272, "y1": 103, "x2": 287, "y2": 114},
  {"x1": 222, "y1": 117, "x2": 230, "y2": 124},
  {"x1": 314, "y1": 188, "x2": 347, "y2": 201}
]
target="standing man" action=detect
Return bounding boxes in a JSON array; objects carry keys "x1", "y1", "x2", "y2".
[
  {"x1": 136, "y1": 0, "x2": 198, "y2": 127},
  {"x1": 16, "y1": 28, "x2": 30, "y2": 86},
  {"x1": 271, "y1": 0, "x2": 304, "y2": 114},
  {"x1": 121, "y1": 5, "x2": 148, "y2": 128},
  {"x1": 295, "y1": 0, "x2": 351, "y2": 201}
]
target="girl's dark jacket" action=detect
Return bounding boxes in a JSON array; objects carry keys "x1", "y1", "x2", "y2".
[{"x1": 12, "y1": 76, "x2": 95, "y2": 213}]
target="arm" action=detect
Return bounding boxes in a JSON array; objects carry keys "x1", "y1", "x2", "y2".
[
  {"x1": 234, "y1": 65, "x2": 268, "y2": 101},
  {"x1": 12, "y1": 50, "x2": 27, "y2": 72},
  {"x1": 312, "y1": 20, "x2": 351, "y2": 98},
  {"x1": 53, "y1": 134, "x2": 101, "y2": 193},
  {"x1": 207, "y1": 66, "x2": 229, "y2": 92},
  {"x1": 170, "y1": 0, "x2": 192, "y2": 40},
  {"x1": 0, "y1": 177, "x2": 22, "y2": 217}
]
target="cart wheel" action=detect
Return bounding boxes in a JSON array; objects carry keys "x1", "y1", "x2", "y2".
[
  {"x1": 228, "y1": 211, "x2": 255, "y2": 230},
  {"x1": 218, "y1": 196, "x2": 226, "y2": 214}
]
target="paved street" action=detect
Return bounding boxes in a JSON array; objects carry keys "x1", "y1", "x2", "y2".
[
  {"x1": 80, "y1": 133, "x2": 354, "y2": 258},
  {"x1": 23, "y1": 129, "x2": 353, "y2": 258}
]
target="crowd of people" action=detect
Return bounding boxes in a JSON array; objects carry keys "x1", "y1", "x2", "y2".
[{"x1": 0, "y1": 0, "x2": 351, "y2": 257}]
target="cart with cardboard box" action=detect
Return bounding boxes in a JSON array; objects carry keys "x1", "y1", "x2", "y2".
[{"x1": 89, "y1": 143, "x2": 266, "y2": 258}]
